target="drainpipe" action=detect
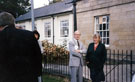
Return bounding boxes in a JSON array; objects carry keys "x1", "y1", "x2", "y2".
[
  {"x1": 73, "y1": 0, "x2": 77, "y2": 31},
  {"x1": 52, "y1": 16, "x2": 55, "y2": 44},
  {"x1": 66, "y1": 0, "x2": 80, "y2": 32}
]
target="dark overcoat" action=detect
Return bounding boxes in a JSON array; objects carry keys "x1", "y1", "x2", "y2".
[
  {"x1": 86, "y1": 42, "x2": 107, "y2": 81},
  {"x1": 0, "y1": 26, "x2": 42, "y2": 82}
]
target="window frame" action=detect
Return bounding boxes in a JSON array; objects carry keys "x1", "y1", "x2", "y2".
[
  {"x1": 94, "y1": 15, "x2": 110, "y2": 47},
  {"x1": 44, "y1": 22, "x2": 51, "y2": 38},
  {"x1": 60, "y1": 20, "x2": 69, "y2": 37}
]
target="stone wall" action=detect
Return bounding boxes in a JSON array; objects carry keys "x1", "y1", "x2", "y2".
[{"x1": 76, "y1": 0, "x2": 135, "y2": 53}]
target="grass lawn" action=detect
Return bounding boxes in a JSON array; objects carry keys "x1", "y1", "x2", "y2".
[
  {"x1": 42, "y1": 74, "x2": 69, "y2": 82},
  {"x1": 42, "y1": 74, "x2": 91, "y2": 82}
]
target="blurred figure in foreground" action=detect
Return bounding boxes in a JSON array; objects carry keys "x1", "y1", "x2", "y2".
[
  {"x1": 0, "y1": 12, "x2": 42, "y2": 82},
  {"x1": 33, "y1": 30, "x2": 44, "y2": 82}
]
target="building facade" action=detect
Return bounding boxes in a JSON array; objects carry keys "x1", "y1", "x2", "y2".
[
  {"x1": 76, "y1": 0, "x2": 135, "y2": 52},
  {"x1": 16, "y1": 0, "x2": 135, "y2": 52},
  {"x1": 16, "y1": 0, "x2": 73, "y2": 46}
]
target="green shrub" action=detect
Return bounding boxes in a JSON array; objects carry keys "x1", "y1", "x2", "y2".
[{"x1": 42, "y1": 40, "x2": 69, "y2": 64}]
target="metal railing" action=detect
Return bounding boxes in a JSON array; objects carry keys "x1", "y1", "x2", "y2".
[
  {"x1": 43, "y1": 50, "x2": 133, "y2": 82},
  {"x1": 104, "y1": 50, "x2": 133, "y2": 82}
]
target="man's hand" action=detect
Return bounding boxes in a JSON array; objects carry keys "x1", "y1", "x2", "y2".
[{"x1": 75, "y1": 50, "x2": 81, "y2": 53}]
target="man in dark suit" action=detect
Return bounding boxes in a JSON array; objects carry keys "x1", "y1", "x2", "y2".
[{"x1": 0, "y1": 12, "x2": 42, "y2": 82}]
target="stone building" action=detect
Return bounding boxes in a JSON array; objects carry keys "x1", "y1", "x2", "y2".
[
  {"x1": 16, "y1": 0, "x2": 135, "y2": 53},
  {"x1": 76, "y1": 0, "x2": 135, "y2": 52}
]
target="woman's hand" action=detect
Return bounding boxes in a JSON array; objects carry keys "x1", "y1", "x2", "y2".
[{"x1": 86, "y1": 62, "x2": 89, "y2": 64}]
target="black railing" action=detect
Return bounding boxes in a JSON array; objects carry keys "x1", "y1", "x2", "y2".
[
  {"x1": 43, "y1": 50, "x2": 134, "y2": 82},
  {"x1": 104, "y1": 50, "x2": 133, "y2": 82}
]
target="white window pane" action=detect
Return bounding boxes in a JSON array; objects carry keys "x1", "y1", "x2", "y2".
[
  {"x1": 96, "y1": 24, "x2": 99, "y2": 31},
  {"x1": 103, "y1": 38, "x2": 106, "y2": 44},
  {"x1": 45, "y1": 22, "x2": 51, "y2": 37},
  {"x1": 96, "y1": 17, "x2": 99, "y2": 24},
  {"x1": 103, "y1": 24, "x2": 106, "y2": 30},
  {"x1": 107, "y1": 23, "x2": 109, "y2": 30},
  {"x1": 103, "y1": 16, "x2": 107, "y2": 23},
  {"x1": 107, "y1": 31, "x2": 109, "y2": 37},
  {"x1": 103, "y1": 31, "x2": 106, "y2": 37},
  {"x1": 99, "y1": 24, "x2": 102, "y2": 30},
  {"x1": 99, "y1": 31, "x2": 102, "y2": 37},
  {"x1": 107, "y1": 38, "x2": 109, "y2": 45},
  {"x1": 60, "y1": 20, "x2": 69, "y2": 37}
]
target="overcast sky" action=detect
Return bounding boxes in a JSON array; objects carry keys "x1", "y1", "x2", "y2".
[{"x1": 34, "y1": 0, "x2": 50, "y2": 9}]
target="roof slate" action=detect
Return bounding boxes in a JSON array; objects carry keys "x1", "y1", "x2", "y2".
[{"x1": 16, "y1": 0, "x2": 73, "y2": 22}]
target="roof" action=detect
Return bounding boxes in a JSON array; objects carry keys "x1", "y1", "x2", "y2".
[{"x1": 16, "y1": 0, "x2": 73, "y2": 22}]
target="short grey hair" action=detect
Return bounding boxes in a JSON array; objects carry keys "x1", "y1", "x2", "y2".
[
  {"x1": 0, "y1": 12, "x2": 15, "y2": 26},
  {"x1": 74, "y1": 30, "x2": 81, "y2": 35}
]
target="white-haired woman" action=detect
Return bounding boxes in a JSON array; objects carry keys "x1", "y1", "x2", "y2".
[{"x1": 86, "y1": 34, "x2": 107, "y2": 82}]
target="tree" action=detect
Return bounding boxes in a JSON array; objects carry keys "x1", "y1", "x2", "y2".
[
  {"x1": 49, "y1": 0, "x2": 63, "y2": 4},
  {"x1": 53, "y1": 0, "x2": 63, "y2": 2},
  {"x1": 0, "y1": 0, "x2": 30, "y2": 18}
]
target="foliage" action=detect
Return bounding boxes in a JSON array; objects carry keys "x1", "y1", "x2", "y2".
[
  {"x1": 42, "y1": 40, "x2": 69, "y2": 64},
  {"x1": 49, "y1": 0, "x2": 63, "y2": 4},
  {"x1": 0, "y1": 0, "x2": 30, "y2": 18}
]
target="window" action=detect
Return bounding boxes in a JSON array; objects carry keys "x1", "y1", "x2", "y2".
[
  {"x1": 60, "y1": 20, "x2": 69, "y2": 37},
  {"x1": 95, "y1": 15, "x2": 110, "y2": 46},
  {"x1": 44, "y1": 22, "x2": 51, "y2": 37}
]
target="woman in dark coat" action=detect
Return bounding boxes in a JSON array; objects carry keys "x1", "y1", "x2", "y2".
[{"x1": 86, "y1": 34, "x2": 107, "y2": 82}]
